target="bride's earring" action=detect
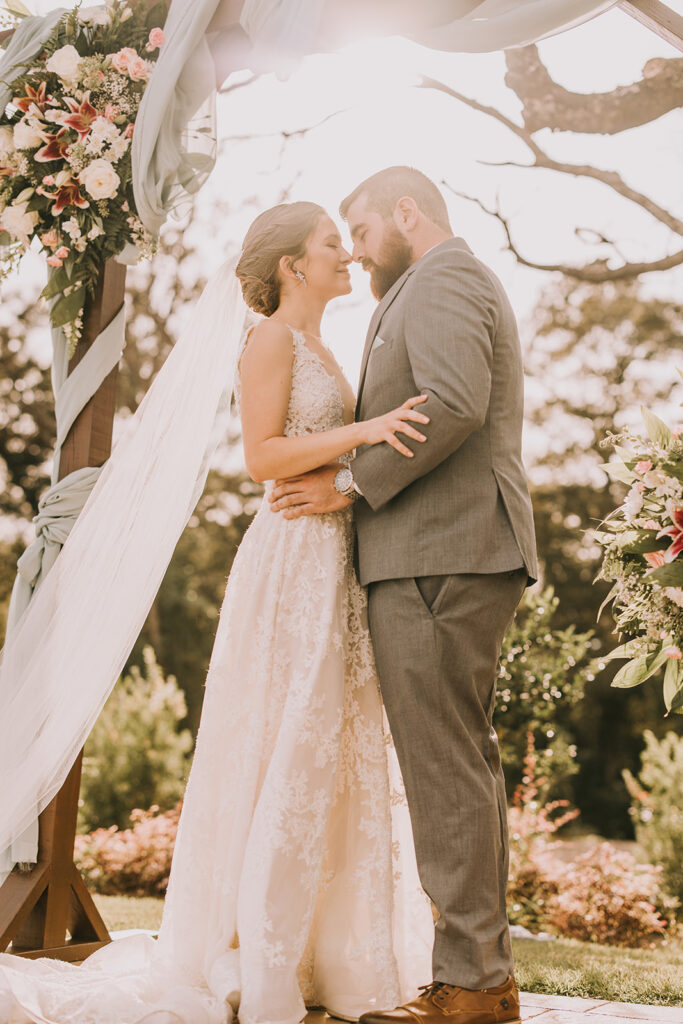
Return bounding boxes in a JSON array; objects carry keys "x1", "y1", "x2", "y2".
[{"x1": 295, "y1": 269, "x2": 307, "y2": 286}]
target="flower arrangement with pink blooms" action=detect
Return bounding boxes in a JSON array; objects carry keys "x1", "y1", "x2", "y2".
[
  {"x1": 0, "y1": 1, "x2": 168, "y2": 354},
  {"x1": 595, "y1": 407, "x2": 683, "y2": 714}
]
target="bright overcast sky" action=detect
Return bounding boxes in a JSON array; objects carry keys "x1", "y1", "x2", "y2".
[{"x1": 16, "y1": 2, "x2": 683, "y2": 398}]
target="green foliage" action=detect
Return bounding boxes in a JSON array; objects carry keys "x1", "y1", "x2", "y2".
[
  {"x1": 497, "y1": 587, "x2": 594, "y2": 795},
  {"x1": 524, "y1": 278, "x2": 682, "y2": 834},
  {"x1": 624, "y1": 730, "x2": 683, "y2": 907},
  {"x1": 78, "y1": 646, "x2": 192, "y2": 833}
]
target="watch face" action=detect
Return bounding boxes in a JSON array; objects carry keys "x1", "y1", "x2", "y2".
[{"x1": 335, "y1": 468, "x2": 353, "y2": 494}]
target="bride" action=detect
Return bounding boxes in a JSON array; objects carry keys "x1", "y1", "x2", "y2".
[{"x1": 0, "y1": 202, "x2": 434, "y2": 1024}]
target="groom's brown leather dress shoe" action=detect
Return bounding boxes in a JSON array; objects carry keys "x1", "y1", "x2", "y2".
[{"x1": 358, "y1": 976, "x2": 521, "y2": 1024}]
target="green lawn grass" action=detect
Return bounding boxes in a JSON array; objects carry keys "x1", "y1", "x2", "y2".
[
  {"x1": 512, "y1": 935, "x2": 683, "y2": 1007},
  {"x1": 93, "y1": 895, "x2": 683, "y2": 1008}
]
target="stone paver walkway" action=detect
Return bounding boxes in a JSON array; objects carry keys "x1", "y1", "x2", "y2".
[{"x1": 306, "y1": 995, "x2": 683, "y2": 1024}]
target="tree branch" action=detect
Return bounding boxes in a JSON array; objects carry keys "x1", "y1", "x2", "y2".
[
  {"x1": 420, "y1": 75, "x2": 683, "y2": 236},
  {"x1": 504, "y1": 44, "x2": 683, "y2": 135},
  {"x1": 444, "y1": 183, "x2": 683, "y2": 282}
]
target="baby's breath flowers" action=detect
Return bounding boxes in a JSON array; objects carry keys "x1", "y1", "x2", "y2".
[
  {"x1": 594, "y1": 408, "x2": 683, "y2": 715},
  {"x1": 0, "y1": 1, "x2": 168, "y2": 354}
]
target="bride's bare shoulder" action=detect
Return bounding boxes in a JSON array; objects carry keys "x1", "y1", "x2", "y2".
[{"x1": 239, "y1": 317, "x2": 295, "y2": 375}]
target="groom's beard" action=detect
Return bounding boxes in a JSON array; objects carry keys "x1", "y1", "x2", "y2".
[{"x1": 364, "y1": 224, "x2": 412, "y2": 300}]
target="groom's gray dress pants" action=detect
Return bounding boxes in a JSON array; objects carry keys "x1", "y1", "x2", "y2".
[{"x1": 367, "y1": 568, "x2": 527, "y2": 991}]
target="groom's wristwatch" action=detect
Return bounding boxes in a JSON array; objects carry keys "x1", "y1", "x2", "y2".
[{"x1": 333, "y1": 467, "x2": 360, "y2": 500}]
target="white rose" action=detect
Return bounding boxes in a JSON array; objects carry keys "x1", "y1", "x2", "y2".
[
  {"x1": 79, "y1": 5, "x2": 111, "y2": 25},
  {"x1": 0, "y1": 201, "x2": 39, "y2": 244},
  {"x1": 45, "y1": 44, "x2": 82, "y2": 82},
  {"x1": 13, "y1": 118, "x2": 43, "y2": 150},
  {"x1": 664, "y1": 587, "x2": 683, "y2": 609},
  {"x1": 623, "y1": 485, "x2": 643, "y2": 521},
  {"x1": 0, "y1": 125, "x2": 14, "y2": 160},
  {"x1": 79, "y1": 158, "x2": 120, "y2": 200}
]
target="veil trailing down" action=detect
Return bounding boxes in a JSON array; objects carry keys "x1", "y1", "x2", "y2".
[{"x1": 0, "y1": 256, "x2": 247, "y2": 856}]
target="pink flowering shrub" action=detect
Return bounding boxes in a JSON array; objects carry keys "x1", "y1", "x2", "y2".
[
  {"x1": 544, "y1": 842, "x2": 669, "y2": 947},
  {"x1": 75, "y1": 800, "x2": 180, "y2": 896},
  {"x1": 506, "y1": 733, "x2": 672, "y2": 946},
  {"x1": 507, "y1": 732, "x2": 578, "y2": 931}
]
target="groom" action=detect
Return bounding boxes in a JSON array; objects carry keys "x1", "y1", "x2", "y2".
[{"x1": 269, "y1": 167, "x2": 538, "y2": 1023}]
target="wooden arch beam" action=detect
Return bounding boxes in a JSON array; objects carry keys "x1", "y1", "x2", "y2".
[{"x1": 619, "y1": 0, "x2": 683, "y2": 51}]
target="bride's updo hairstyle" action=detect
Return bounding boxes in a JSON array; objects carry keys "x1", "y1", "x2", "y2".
[{"x1": 236, "y1": 202, "x2": 326, "y2": 317}]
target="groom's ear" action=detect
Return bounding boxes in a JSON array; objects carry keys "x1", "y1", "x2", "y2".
[{"x1": 393, "y1": 196, "x2": 420, "y2": 233}]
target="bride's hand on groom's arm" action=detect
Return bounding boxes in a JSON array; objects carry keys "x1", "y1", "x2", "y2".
[
  {"x1": 269, "y1": 464, "x2": 351, "y2": 518},
  {"x1": 269, "y1": 396, "x2": 429, "y2": 518}
]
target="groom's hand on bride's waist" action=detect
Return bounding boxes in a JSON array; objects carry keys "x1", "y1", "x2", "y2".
[{"x1": 269, "y1": 464, "x2": 353, "y2": 518}]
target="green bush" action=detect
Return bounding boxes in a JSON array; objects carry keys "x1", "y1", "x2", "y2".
[
  {"x1": 623, "y1": 729, "x2": 683, "y2": 907},
  {"x1": 498, "y1": 587, "x2": 594, "y2": 794},
  {"x1": 78, "y1": 646, "x2": 193, "y2": 833}
]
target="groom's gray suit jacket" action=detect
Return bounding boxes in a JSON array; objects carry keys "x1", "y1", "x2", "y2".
[{"x1": 351, "y1": 237, "x2": 538, "y2": 587}]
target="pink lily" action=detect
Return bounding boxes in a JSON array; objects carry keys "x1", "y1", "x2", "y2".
[
  {"x1": 35, "y1": 127, "x2": 70, "y2": 163},
  {"x1": 62, "y1": 93, "x2": 97, "y2": 139},
  {"x1": 38, "y1": 177, "x2": 90, "y2": 215},
  {"x1": 658, "y1": 507, "x2": 683, "y2": 562},
  {"x1": 13, "y1": 81, "x2": 51, "y2": 114}
]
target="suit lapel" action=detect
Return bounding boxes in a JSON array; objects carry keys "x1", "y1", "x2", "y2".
[
  {"x1": 355, "y1": 263, "x2": 419, "y2": 415},
  {"x1": 354, "y1": 237, "x2": 474, "y2": 416}
]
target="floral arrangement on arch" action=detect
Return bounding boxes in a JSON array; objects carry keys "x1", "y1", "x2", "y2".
[
  {"x1": 595, "y1": 407, "x2": 683, "y2": 714},
  {"x1": 0, "y1": 0, "x2": 168, "y2": 354}
]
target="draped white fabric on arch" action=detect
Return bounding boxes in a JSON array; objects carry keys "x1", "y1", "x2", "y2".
[
  {"x1": 0, "y1": 0, "x2": 619, "y2": 881},
  {"x1": 133, "y1": 0, "x2": 619, "y2": 235}
]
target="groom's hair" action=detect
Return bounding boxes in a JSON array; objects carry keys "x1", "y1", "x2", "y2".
[{"x1": 339, "y1": 167, "x2": 451, "y2": 232}]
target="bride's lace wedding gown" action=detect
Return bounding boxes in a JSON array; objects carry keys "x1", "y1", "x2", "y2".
[{"x1": 0, "y1": 328, "x2": 433, "y2": 1024}]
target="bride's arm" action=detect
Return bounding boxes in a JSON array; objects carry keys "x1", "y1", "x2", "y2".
[{"x1": 239, "y1": 320, "x2": 428, "y2": 484}]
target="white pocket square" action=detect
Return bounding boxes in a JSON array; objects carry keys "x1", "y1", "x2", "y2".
[{"x1": 371, "y1": 335, "x2": 386, "y2": 352}]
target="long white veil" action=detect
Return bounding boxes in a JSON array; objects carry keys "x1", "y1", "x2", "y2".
[{"x1": 0, "y1": 256, "x2": 247, "y2": 853}]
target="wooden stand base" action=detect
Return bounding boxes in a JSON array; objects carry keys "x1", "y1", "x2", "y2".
[{"x1": 0, "y1": 259, "x2": 126, "y2": 959}]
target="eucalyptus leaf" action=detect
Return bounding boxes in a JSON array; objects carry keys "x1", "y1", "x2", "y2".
[
  {"x1": 620, "y1": 534, "x2": 668, "y2": 555},
  {"x1": 50, "y1": 285, "x2": 85, "y2": 328},
  {"x1": 611, "y1": 645, "x2": 668, "y2": 689},
  {"x1": 4, "y1": 0, "x2": 32, "y2": 17},
  {"x1": 601, "y1": 461, "x2": 636, "y2": 485},
  {"x1": 615, "y1": 531, "x2": 641, "y2": 548},
  {"x1": 670, "y1": 687, "x2": 683, "y2": 715},
  {"x1": 41, "y1": 266, "x2": 69, "y2": 300},
  {"x1": 597, "y1": 583, "x2": 619, "y2": 621},
  {"x1": 647, "y1": 562, "x2": 683, "y2": 588},
  {"x1": 663, "y1": 656, "x2": 682, "y2": 712},
  {"x1": 641, "y1": 406, "x2": 673, "y2": 448},
  {"x1": 612, "y1": 656, "x2": 653, "y2": 689},
  {"x1": 603, "y1": 639, "x2": 646, "y2": 662}
]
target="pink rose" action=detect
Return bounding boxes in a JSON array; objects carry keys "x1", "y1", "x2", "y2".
[
  {"x1": 644, "y1": 550, "x2": 667, "y2": 569},
  {"x1": 41, "y1": 228, "x2": 60, "y2": 249},
  {"x1": 127, "y1": 55, "x2": 151, "y2": 81},
  {"x1": 54, "y1": 245, "x2": 69, "y2": 259},
  {"x1": 145, "y1": 27, "x2": 165, "y2": 51},
  {"x1": 46, "y1": 254, "x2": 64, "y2": 267},
  {"x1": 123, "y1": 123, "x2": 134, "y2": 139},
  {"x1": 111, "y1": 47, "x2": 137, "y2": 74},
  {"x1": 635, "y1": 460, "x2": 653, "y2": 475},
  {"x1": 664, "y1": 645, "x2": 682, "y2": 660}
]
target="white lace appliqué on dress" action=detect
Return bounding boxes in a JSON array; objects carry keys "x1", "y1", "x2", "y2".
[{"x1": 0, "y1": 329, "x2": 433, "y2": 1024}]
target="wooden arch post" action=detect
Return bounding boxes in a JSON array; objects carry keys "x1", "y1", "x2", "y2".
[{"x1": 0, "y1": 259, "x2": 126, "y2": 960}]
